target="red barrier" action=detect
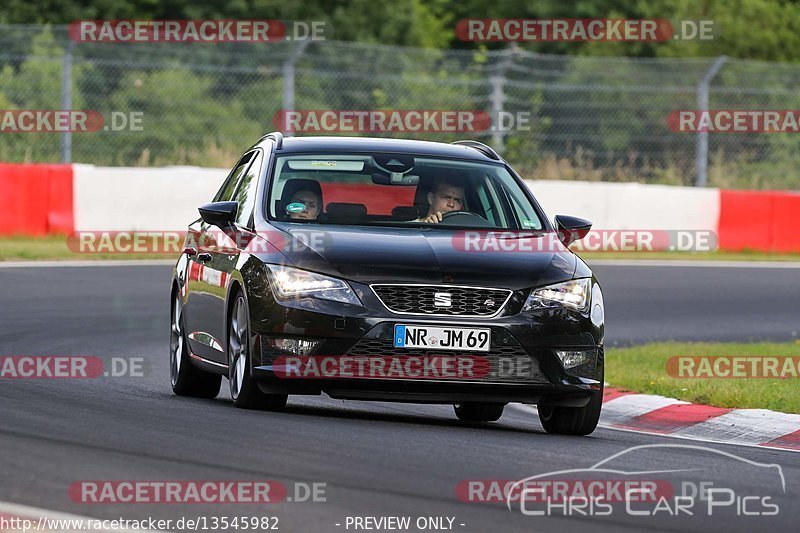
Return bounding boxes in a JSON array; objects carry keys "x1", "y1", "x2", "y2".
[
  {"x1": 46, "y1": 165, "x2": 75, "y2": 234},
  {"x1": 719, "y1": 190, "x2": 800, "y2": 252},
  {"x1": 0, "y1": 163, "x2": 73, "y2": 235},
  {"x1": 772, "y1": 194, "x2": 800, "y2": 252}
]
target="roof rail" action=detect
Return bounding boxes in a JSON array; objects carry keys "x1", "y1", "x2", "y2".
[
  {"x1": 261, "y1": 131, "x2": 283, "y2": 149},
  {"x1": 451, "y1": 140, "x2": 500, "y2": 160}
]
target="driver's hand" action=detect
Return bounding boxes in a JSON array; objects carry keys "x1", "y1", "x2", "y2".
[{"x1": 421, "y1": 211, "x2": 443, "y2": 223}]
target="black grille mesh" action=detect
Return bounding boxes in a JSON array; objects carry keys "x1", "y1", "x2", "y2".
[{"x1": 372, "y1": 285, "x2": 510, "y2": 316}]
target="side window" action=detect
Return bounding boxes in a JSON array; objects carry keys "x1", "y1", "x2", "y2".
[
  {"x1": 232, "y1": 151, "x2": 263, "y2": 227},
  {"x1": 214, "y1": 152, "x2": 254, "y2": 202},
  {"x1": 506, "y1": 187, "x2": 543, "y2": 230}
]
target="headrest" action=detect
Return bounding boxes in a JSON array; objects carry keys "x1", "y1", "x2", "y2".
[{"x1": 325, "y1": 203, "x2": 367, "y2": 223}]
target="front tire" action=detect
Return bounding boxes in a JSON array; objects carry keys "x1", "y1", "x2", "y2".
[
  {"x1": 170, "y1": 292, "x2": 221, "y2": 398},
  {"x1": 538, "y1": 386, "x2": 603, "y2": 436},
  {"x1": 454, "y1": 402, "x2": 505, "y2": 423},
  {"x1": 228, "y1": 292, "x2": 288, "y2": 411}
]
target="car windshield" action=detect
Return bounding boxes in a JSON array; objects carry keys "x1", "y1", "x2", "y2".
[{"x1": 267, "y1": 153, "x2": 544, "y2": 230}]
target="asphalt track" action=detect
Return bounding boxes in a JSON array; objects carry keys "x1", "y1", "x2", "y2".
[{"x1": 1, "y1": 262, "x2": 799, "y2": 533}]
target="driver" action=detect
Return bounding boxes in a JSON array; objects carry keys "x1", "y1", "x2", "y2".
[{"x1": 416, "y1": 177, "x2": 466, "y2": 223}]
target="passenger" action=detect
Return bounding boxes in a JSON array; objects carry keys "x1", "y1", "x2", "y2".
[{"x1": 285, "y1": 185, "x2": 322, "y2": 221}]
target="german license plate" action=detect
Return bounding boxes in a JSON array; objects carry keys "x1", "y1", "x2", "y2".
[{"x1": 393, "y1": 325, "x2": 490, "y2": 352}]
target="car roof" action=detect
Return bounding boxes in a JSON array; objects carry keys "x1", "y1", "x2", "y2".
[{"x1": 254, "y1": 135, "x2": 502, "y2": 162}]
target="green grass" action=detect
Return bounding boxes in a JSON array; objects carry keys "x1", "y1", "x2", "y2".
[
  {"x1": 606, "y1": 342, "x2": 800, "y2": 413},
  {"x1": 0, "y1": 234, "x2": 177, "y2": 261}
]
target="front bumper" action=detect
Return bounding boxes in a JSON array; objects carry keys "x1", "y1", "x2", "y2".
[{"x1": 246, "y1": 278, "x2": 603, "y2": 405}]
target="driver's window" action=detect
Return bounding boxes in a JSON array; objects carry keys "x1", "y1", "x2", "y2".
[{"x1": 507, "y1": 190, "x2": 542, "y2": 230}]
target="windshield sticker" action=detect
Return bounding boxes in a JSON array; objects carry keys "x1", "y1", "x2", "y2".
[
  {"x1": 286, "y1": 202, "x2": 306, "y2": 213},
  {"x1": 287, "y1": 160, "x2": 365, "y2": 171}
]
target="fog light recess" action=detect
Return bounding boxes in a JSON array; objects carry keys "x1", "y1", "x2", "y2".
[
  {"x1": 555, "y1": 349, "x2": 595, "y2": 369},
  {"x1": 268, "y1": 338, "x2": 321, "y2": 356}
]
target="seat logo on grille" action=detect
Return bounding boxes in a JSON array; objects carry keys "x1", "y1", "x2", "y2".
[{"x1": 433, "y1": 292, "x2": 452, "y2": 307}]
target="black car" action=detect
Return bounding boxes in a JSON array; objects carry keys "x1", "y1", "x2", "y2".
[{"x1": 170, "y1": 133, "x2": 605, "y2": 435}]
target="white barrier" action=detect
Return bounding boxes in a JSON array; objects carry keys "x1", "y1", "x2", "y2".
[
  {"x1": 73, "y1": 165, "x2": 227, "y2": 231},
  {"x1": 526, "y1": 180, "x2": 720, "y2": 232},
  {"x1": 72, "y1": 166, "x2": 720, "y2": 236}
]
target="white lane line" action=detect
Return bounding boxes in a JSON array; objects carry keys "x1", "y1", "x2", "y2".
[
  {"x1": 671, "y1": 409, "x2": 800, "y2": 445},
  {"x1": 586, "y1": 259, "x2": 800, "y2": 268},
  {"x1": 0, "y1": 260, "x2": 175, "y2": 268},
  {"x1": 0, "y1": 500, "x2": 166, "y2": 532}
]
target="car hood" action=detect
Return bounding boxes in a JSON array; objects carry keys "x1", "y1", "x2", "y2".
[{"x1": 264, "y1": 223, "x2": 577, "y2": 290}]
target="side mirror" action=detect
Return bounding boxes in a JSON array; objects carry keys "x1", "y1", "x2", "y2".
[
  {"x1": 554, "y1": 215, "x2": 592, "y2": 247},
  {"x1": 199, "y1": 201, "x2": 238, "y2": 228}
]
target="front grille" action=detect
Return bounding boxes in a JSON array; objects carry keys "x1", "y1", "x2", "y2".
[
  {"x1": 371, "y1": 284, "x2": 511, "y2": 317},
  {"x1": 346, "y1": 333, "x2": 548, "y2": 384}
]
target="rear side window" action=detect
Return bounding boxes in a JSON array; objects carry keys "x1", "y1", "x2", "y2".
[
  {"x1": 232, "y1": 151, "x2": 263, "y2": 227},
  {"x1": 214, "y1": 152, "x2": 254, "y2": 202}
]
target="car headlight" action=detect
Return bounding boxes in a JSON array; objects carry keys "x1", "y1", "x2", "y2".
[
  {"x1": 523, "y1": 278, "x2": 591, "y2": 313},
  {"x1": 266, "y1": 265, "x2": 361, "y2": 306}
]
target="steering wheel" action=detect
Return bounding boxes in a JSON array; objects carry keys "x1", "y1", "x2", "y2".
[{"x1": 440, "y1": 210, "x2": 493, "y2": 227}]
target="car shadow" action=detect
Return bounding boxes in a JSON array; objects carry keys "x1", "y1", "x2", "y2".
[{"x1": 277, "y1": 401, "x2": 543, "y2": 435}]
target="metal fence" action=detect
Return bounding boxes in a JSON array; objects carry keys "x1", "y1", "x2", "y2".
[{"x1": 1, "y1": 24, "x2": 799, "y2": 189}]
